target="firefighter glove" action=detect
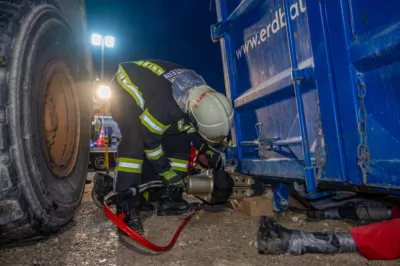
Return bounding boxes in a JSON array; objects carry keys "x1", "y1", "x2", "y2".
[
  {"x1": 198, "y1": 144, "x2": 223, "y2": 170},
  {"x1": 160, "y1": 168, "x2": 183, "y2": 185}
]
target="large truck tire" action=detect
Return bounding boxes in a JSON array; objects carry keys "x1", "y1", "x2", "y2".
[{"x1": 0, "y1": 1, "x2": 92, "y2": 243}]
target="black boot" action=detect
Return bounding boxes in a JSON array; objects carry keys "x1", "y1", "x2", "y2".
[
  {"x1": 92, "y1": 172, "x2": 114, "y2": 207},
  {"x1": 257, "y1": 216, "x2": 357, "y2": 255},
  {"x1": 121, "y1": 207, "x2": 144, "y2": 236},
  {"x1": 117, "y1": 195, "x2": 144, "y2": 236},
  {"x1": 157, "y1": 185, "x2": 199, "y2": 216},
  {"x1": 139, "y1": 194, "x2": 155, "y2": 212}
]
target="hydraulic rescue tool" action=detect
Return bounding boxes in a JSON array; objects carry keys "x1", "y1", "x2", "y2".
[{"x1": 94, "y1": 169, "x2": 264, "y2": 252}]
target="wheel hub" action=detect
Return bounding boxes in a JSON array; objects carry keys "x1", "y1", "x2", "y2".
[
  {"x1": 43, "y1": 60, "x2": 80, "y2": 177},
  {"x1": 95, "y1": 157, "x2": 105, "y2": 170}
]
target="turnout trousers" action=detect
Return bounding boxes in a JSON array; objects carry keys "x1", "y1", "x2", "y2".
[{"x1": 110, "y1": 87, "x2": 191, "y2": 206}]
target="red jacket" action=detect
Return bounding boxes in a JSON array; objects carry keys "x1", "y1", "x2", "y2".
[{"x1": 350, "y1": 206, "x2": 400, "y2": 260}]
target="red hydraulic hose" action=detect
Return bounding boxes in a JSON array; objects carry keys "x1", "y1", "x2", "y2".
[
  {"x1": 103, "y1": 194, "x2": 195, "y2": 252},
  {"x1": 392, "y1": 206, "x2": 400, "y2": 219}
]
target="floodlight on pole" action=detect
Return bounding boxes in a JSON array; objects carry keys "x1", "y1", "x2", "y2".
[
  {"x1": 90, "y1": 34, "x2": 115, "y2": 81},
  {"x1": 91, "y1": 33, "x2": 102, "y2": 46},
  {"x1": 104, "y1": 36, "x2": 115, "y2": 48}
]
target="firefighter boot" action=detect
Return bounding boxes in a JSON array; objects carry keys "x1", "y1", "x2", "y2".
[
  {"x1": 92, "y1": 172, "x2": 114, "y2": 207},
  {"x1": 157, "y1": 184, "x2": 198, "y2": 216},
  {"x1": 117, "y1": 195, "x2": 144, "y2": 236},
  {"x1": 139, "y1": 193, "x2": 155, "y2": 212},
  {"x1": 257, "y1": 216, "x2": 357, "y2": 255}
]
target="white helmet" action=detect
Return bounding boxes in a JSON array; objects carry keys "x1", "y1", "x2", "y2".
[
  {"x1": 186, "y1": 86, "x2": 234, "y2": 143},
  {"x1": 171, "y1": 70, "x2": 234, "y2": 143}
]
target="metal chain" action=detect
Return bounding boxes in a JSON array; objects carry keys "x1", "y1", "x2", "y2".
[
  {"x1": 357, "y1": 82, "x2": 370, "y2": 183},
  {"x1": 314, "y1": 90, "x2": 326, "y2": 180}
]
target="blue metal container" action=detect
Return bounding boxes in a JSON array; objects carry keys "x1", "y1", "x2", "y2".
[{"x1": 212, "y1": 0, "x2": 400, "y2": 209}]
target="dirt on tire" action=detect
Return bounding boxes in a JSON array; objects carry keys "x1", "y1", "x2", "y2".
[{"x1": 0, "y1": 0, "x2": 93, "y2": 244}]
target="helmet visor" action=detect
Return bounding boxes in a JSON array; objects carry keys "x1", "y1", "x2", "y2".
[{"x1": 171, "y1": 70, "x2": 207, "y2": 111}]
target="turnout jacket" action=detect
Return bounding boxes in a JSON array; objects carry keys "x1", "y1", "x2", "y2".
[{"x1": 114, "y1": 60, "x2": 205, "y2": 177}]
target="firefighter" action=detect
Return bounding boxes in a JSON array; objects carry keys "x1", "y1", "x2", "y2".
[{"x1": 109, "y1": 60, "x2": 233, "y2": 234}]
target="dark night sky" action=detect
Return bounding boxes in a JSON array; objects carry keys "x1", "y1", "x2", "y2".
[{"x1": 85, "y1": 0, "x2": 225, "y2": 93}]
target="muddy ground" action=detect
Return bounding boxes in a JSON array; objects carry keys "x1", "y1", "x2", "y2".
[{"x1": 1, "y1": 172, "x2": 398, "y2": 266}]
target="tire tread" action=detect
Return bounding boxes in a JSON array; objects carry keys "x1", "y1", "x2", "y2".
[{"x1": 0, "y1": 0, "x2": 64, "y2": 244}]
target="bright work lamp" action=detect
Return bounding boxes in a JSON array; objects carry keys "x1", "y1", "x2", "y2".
[
  {"x1": 91, "y1": 33, "x2": 102, "y2": 46},
  {"x1": 104, "y1": 36, "x2": 115, "y2": 48},
  {"x1": 97, "y1": 85, "x2": 111, "y2": 100}
]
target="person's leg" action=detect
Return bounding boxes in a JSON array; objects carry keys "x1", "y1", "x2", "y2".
[
  {"x1": 110, "y1": 87, "x2": 145, "y2": 234},
  {"x1": 257, "y1": 216, "x2": 357, "y2": 255},
  {"x1": 157, "y1": 132, "x2": 197, "y2": 216},
  {"x1": 307, "y1": 205, "x2": 393, "y2": 222},
  {"x1": 141, "y1": 155, "x2": 162, "y2": 205}
]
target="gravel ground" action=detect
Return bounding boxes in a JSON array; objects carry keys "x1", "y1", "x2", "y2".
[{"x1": 0, "y1": 173, "x2": 398, "y2": 266}]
